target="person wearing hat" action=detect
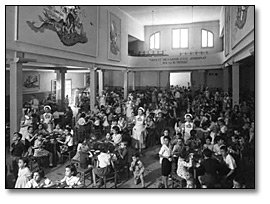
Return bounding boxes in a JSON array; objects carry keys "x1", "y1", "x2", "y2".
[
  {"x1": 132, "y1": 107, "x2": 146, "y2": 153},
  {"x1": 41, "y1": 105, "x2": 54, "y2": 133}
]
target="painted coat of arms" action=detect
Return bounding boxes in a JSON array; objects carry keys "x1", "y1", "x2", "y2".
[{"x1": 26, "y1": 6, "x2": 88, "y2": 46}]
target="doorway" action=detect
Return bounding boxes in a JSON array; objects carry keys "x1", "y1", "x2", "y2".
[{"x1": 170, "y1": 72, "x2": 191, "y2": 88}]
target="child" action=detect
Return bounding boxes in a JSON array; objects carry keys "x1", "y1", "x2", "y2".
[
  {"x1": 57, "y1": 164, "x2": 83, "y2": 188},
  {"x1": 58, "y1": 127, "x2": 74, "y2": 153},
  {"x1": 15, "y1": 157, "x2": 31, "y2": 188},
  {"x1": 25, "y1": 170, "x2": 45, "y2": 188},
  {"x1": 129, "y1": 152, "x2": 145, "y2": 188},
  {"x1": 159, "y1": 136, "x2": 172, "y2": 188},
  {"x1": 118, "y1": 142, "x2": 128, "y2": 167},
  {"x1": 32, "y1": 134, "x2": 54, "y2": 167},
  {"x1": 176, "y1": 150, "x2": 194, "y2": 188},
  {"x1": 203, "y1": 136, "x2": 214, "y2": 152},
  {"x1": 160, "y1": 129, "x2": 170, "y2": 146}
]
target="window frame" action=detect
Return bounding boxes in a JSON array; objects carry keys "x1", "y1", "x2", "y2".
[
  {"x1": 149, "y1": 32, "x2": 161, "y2": 50},
  {"x1": 171, "y1": 28, "x2": 189, "y2": 50},
  {"x1": 201, "y1": 29, "x2": 214, "y2": 48}
]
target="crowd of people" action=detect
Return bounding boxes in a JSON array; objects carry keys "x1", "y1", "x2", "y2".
[{"x1": 6, "y1": 85, "x2": 255, "y2": 188}]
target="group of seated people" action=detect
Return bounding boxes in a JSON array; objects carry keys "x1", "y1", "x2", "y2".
[{"x1": 7, "y1": 85, "x2": 254, "y2": 188}]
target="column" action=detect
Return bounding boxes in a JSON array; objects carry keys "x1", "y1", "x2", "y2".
[
  {"x1": 55, "y1": 69, "x2": 66, "y2": 110},
  {"x1": 97, "y1": 69, "x2": 104, "y2": 96},
  {"x1": 9, "y1": 53, "x2": 23, "y2": 146},
  {"x1": 232, "y1": 63, "x2": 240, "y2": 106},
  {"x1": 199, "y1": 70, "x2": 206, "y2": 91},
  {"x1": 223, "y1": 66, "x2": 229, "y2": 92},
  {"x1": 123, "y1": 69, "x2": 128, "y2": 99},
  {"x1": 131, "y1": 71, "x2": 135, "y2": 91},
  {"x1": 157, "y1": 71, "x2": 161, "y2": 88},
  {"x1": 89, "y1": 67, "x2": 97, "y2": 111}
]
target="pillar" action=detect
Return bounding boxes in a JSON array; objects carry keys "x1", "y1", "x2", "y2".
[
  {"x1": 55, "y1": 69, "x2": 66, "y2": 110},
  {"x1": 9, "y1": 52, "x2": 23, "y2": 145},
  {"x1": 232, "y1": 63, "x2": 240, "y2": 106},
  {"x1": 131, "y1": 71, "x2": 135, "y2": 91},
  {"x1": 123, "y1": 69, "x2": 128, "y2": 99},
  {"x1": 97, "y1": 69, "x2": 104, "y2": 96},
  {"x1": 157, "y1": 71, "x2": 161, "y2": 88},
  {"x1": 89, "y1": 67, "x2": 97, "y2": 111},
  {"x1": 223, "y1": 66, "x2": 229, "y2": 92},
  {"x1": 199, "y1": 70, "x2": 206, "y2": 91}
]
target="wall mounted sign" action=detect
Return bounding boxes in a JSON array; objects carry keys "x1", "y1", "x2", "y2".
[
  {"x1": 148, "y1": 56, "x2": 207, "y2": 65},
  {"x1": 108, "y1": 11, "x2": 121, "y2": 62}
]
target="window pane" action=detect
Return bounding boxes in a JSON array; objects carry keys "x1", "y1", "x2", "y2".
[
  {"x1": 155, "y1": 32, "x2": 160, "y2": 49},
  {"x1": 172, "y1": 29, "x2": 180, "y2": 48},
  {"x1": 202, "y1": 30, "x2": 208, "y2": 47},
  {"x1": 208, "y1": 32, "x2": 214, "y2": 47},
  {"x1": 150, "y1": 35, "x2": 155, "y2": 49},
  {"x1": 180, "y1": 29, "x2": 188, "y2": 48}
]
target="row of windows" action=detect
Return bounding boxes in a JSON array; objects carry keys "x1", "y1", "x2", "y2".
[{"x1": 149, "y1": 29, "x2": 214, "y2": 50}]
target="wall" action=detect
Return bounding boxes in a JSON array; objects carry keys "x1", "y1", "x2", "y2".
[
  {"x1": 6, "y1": 6, "x2": 144, "y2": 69},
  {"x1": 140, "y1": 20, "x2": 222, "y2": 55}
]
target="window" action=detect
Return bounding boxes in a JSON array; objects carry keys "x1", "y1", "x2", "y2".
[
  {"x1": 172, "y1": 28, "x2": 189, "y2": 49},
  {"x1": 150, "y1": 32, "x2": 160, "y2": 50},
  {"x1": 202, "y1": 29, "x2": 214, "y2": 48}
]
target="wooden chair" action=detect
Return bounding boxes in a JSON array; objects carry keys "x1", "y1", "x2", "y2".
[
  {"x1": 171, "y1": 174, "x2": 187, "y2": 188},
  {"x1": 61, "y1": 146, "x2": 77, "y2": 164}
]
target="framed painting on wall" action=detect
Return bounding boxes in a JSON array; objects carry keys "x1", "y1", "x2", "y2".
[
  {"x1": 108, "y1": 11, "x2": 121, "y2": 61},
  {"x1": 23, "y1": 72, "x2": 40, "y2": 92}
]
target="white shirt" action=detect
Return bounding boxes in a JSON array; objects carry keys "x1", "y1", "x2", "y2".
[
  {"x1": 97, "y1": 152, "x2": 111, "y2": 168},
  {"x1": 65, "y1": 135, "x2": 73, "y2": 147},
  {"x1": 61, "y1": 176, "x2": 81, "y2": 187},
  {"x1": 159, "y1": 144, "x2": 171, "y2": 164},
  {"x1": 112, "y1": 134, "x2": 122, "y2": 145},
  {"x1": 224, "y1": 154, "x2": 237, "y2": 170}
]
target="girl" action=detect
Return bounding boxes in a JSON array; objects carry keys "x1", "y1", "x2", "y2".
[
  {"x1": 57, "y1": 164, "x2": 83, "y2": 188},
  {"x1": 112, "y1": 125, "x2": 122, "y2": 146},
  {"x1": 203, "y1": 136, "x2": 214, "y2": 152},
  {"x1": 129, "y1": 152, "x2": 145, "y2": 188},
  {"x1": 25, "y1": 170, "x2": 45, "y2": 188},
  {"x1": 183, "y1": 114, "x2": 194, "y2": 144},
  {"x1": 177, "y1": 150, "x2": 194, "y2": 188},
  {"x1": 132, "y1": 107, "x2": 146, "y2": 153},
  {"x1": 72, "y1": 138, "x2": 90, "y2": 162},
  {"x1": 159, "y1": 136, "x2": 172, "y2": 188},
  {"x1": 15, "y1": 157, "x2": 31, "y2": 188},
  {"x1": 92, "y1": 144, "x2": 113, "y2": 187}
]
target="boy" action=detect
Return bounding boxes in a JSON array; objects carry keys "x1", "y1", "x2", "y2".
[{"x1": 129, "y1": 152, "x2": 145, "y2": 188}]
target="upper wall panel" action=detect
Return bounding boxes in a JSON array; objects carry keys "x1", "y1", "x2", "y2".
[{"x1": 17, "y1": 6, "x2": 98, "y2": 57}]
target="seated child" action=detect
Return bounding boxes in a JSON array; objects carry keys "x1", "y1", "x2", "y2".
[
  {"x1": 58, "y1": 127, "x2": 74, "y2": 154},
  {"x1": 72, "y1": 138, "x2": 91, "y2": 162},
  {"x1": 57, "y1": 163, "x2": 83, "y2": 188},
  {"x1": 25, "y1": 169, "x2": 45, "y2": 188},
  {"x1": 32, "y1": 134, "x2": 54, "y2": 167},
  {"x1": 129, "y1": 152, "x2": 145, "y2": 188}
]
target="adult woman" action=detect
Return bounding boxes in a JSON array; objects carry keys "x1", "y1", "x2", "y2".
[
  {"x1": 132, "y1": 107, "x2": 146, "y2": 153},
  {"x1": 41, "y1": 105, "x2": 54, "y2": 133},
  {"x1": 19, "y1": 110, "x2": 33, "y2": 143},
  {"x1": 125, "y1": 96, "x2": 134, "y2": 120}
]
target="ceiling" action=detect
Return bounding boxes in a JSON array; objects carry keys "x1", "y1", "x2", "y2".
[{"x1": 118, "y1": 6, "x2": 222, "y2": 26}]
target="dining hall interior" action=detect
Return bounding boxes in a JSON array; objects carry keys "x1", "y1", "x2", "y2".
[{"x1": 5, "y1": 5, "x2": 255, "y2": 189}]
